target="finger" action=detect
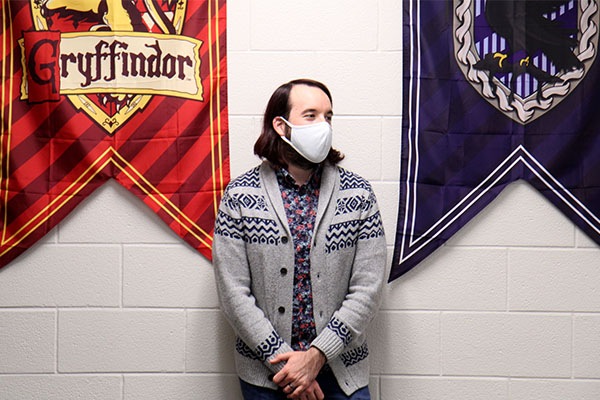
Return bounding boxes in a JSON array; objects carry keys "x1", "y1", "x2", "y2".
[
  {"x1": 272, "y1": 370, "x2": 289, "y2": 385},
  {"x1": 305, "y1": 390, "x2": 317, "y2": 400},
  {"x1": 283, "y1": 378, "x2": 301, "y2": 393},
  {"x1": 305, "y1": 383, "x2": 320, "y2": 400},
  {"x1": 314, "y1": 384, "x2": 324, "y2": 400},
  {"x1": 287, "y1": 385, "x2": 305, "y2": 399},
  {"x1": 269, "y1": 352, "x2": 292, "y2": 364},
  {"x1": 282, "y1": 382, "x2": 294, "y2": 394}
]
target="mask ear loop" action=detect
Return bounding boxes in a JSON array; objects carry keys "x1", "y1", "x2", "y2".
[
  {"x1": 275, "y1": 117, "x2": 315, "y2": 162},
  {"x1": 279, "y1": 131, "x2": 304, "y2": 159},
  {"x1": 274, "y1": 116, "x2": 291, "y2": 139}
]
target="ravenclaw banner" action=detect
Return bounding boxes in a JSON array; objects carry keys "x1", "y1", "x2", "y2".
[
  {"x1": 391, "y1": 0, "x2": 600, "y2": 281},
  {"x1": 0, "y1": 0, "x2": 228, "y2": 268}
]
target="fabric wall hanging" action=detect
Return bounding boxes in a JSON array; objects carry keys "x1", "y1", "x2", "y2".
[
  {"x1": 391, "y1": 0, "x2": 599, "y2": 281},
  {"x1": 0, "y1": 0, "x2": 228, "y2": 268}
]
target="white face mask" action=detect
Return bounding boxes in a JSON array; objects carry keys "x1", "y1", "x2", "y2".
[{"x1": 278, "y1": 117, "x2": 333, "y2": 163}]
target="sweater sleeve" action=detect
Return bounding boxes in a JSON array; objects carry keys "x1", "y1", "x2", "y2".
[
  {"x1": 310, "y1": 186, "x2": 387, "y2": 361},
  {"x1": 212, "y1": 186, "x2": 293, "y2": 373}
]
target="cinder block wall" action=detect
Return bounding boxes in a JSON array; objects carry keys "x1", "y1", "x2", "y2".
[{"x1": 2, "y1": 1, "x2": 600, "y2": 399}]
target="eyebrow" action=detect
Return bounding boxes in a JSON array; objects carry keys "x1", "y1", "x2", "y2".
[{"x1": 301, "y1": 108, "x2": 334, "y2": 115}]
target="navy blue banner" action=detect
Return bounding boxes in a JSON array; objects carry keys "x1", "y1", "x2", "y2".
[{"x1": 391, "y1": 0, "x2": 600, "y2": 281}]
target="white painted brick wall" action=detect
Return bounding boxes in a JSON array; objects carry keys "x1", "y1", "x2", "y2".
[
  {"x1": 58, "y1": 310, "x2": 186, "y2": 373},
  {"x1": 0, "y1": 311, "x2": 55, "y2": 373},
  {"x1": 1, "y1": 1, "x2": 599, "y2": 399},
  {"x1": 0, "y1": 375, "x2": 122, "y2": 400}
]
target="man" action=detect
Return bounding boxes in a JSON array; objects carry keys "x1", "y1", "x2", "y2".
[{"x1": 213, "y1": 79, "x2": 386, "y2": 400}]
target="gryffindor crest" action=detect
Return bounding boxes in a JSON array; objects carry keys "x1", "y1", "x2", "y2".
[{"x1": 22, "y1": 0, "x2": 202, "y2": 135}]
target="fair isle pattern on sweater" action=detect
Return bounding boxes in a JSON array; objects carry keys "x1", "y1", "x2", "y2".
[
  {"x1": 325, "y1": 211, "x2": 384, "y2": 253},
  {"x1": 324, "y1": 168, "x2": 385, "y2": 253},
  {"x1": 235, "y1": 337, "x2": 260, "y2": 360},
  {"x1": 255, "y1": 331, "x2": 285, "y2": 362},
  {"x1": 341, "y1": 342, "x2": 369, "y2": 367},
  {"x1": 339, "y1": 167, "x2": 370, "y2": 191},
  {"x1": 227, "y1": 166, "x2": 261, "y2": 189},
  {"x1": 327, "y1": 317, "x2": 353, "y2": 346},
  {"x1": 235, "y1": 334, "x2": 287, "y2": 362},
  {"x1": 215, "y1": 167, "x2": 282, "y2": 245},
  {"x1": 214, "y1": 211, "x2": 281, "y2": 245},
  {"x1": 222, "y1": 192, "x2": 269, "y2": 212},
  {"x1": 334, "y1": 192, "x2": 376, "y2": 215}
]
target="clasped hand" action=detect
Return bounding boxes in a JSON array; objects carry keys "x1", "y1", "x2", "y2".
[{"x1": 270, "y1": 347, "x2": 326, "y2": 400}]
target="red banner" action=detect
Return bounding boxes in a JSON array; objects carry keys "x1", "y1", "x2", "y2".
[{"x1": 0, "y1": 0, "x2": 229, "y2": 267}]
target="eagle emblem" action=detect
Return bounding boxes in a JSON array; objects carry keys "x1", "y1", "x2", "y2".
[{"x1": 454, "y1": 0, "x2": 598, "y2": 124}]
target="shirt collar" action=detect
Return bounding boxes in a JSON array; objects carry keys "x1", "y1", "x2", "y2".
[{"x1": 275, "y1": 164, "x2": 322, "y2": 190}]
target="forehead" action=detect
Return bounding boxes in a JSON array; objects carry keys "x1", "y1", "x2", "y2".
[{"x1": 288, "y1": 84, "x2": 332, "y2": 112}]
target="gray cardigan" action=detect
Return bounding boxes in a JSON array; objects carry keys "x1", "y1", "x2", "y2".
[{"x1": 212, "y1": 161, "x2": 386, "y2": 396}]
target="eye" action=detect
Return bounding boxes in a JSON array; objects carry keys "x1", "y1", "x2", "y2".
[{"x1": 325, "y1": 114, "x2": 333, "y2": 122}]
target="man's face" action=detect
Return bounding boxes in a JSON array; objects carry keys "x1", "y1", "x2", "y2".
[
  {"x1": 286, "y1": 84, "x2": 333, "y2": 127},
  {"x1": 271, "y1": 83, "x2": 334, "y2": 169}
]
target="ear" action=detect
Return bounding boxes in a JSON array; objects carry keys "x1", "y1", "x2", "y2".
[{"x1": 272, "y1": 117, "x2": 287, "y2": 137}]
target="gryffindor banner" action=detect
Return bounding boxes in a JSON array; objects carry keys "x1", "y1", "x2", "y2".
[{"x1": 0, "y1": 0, "x2": 228, "y2": 267}]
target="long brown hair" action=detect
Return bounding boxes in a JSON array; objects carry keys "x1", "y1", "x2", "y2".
[{"x1": 253, "y1": 79, "x2": 344, "y2": 169}]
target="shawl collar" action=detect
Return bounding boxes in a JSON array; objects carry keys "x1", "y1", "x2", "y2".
[{"x1": 260, "y1": 161, "x2": 338, "y2": 242}]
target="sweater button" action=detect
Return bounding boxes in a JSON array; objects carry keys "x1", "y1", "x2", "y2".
[
  {"x1": 278, "y1": 306, "x2": 285, "y2": 314},
  {"x1": 280, "y1": 268, "x2": 287, "y2": 276},
  {"x1": 281, "y1": 236, "x2": 288, "y2": 244}
]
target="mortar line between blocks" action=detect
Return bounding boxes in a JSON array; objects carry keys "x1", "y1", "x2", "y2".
[
  {"x1": 55, "y1": 307, "x2": 59, "y2": 374},
  {"x1": 447, "y1": 244, "x2": 591, "y2": 250},
  {"x1": 379, "y1": 116, "x2": 384, "y2": 181},
  {"x1": 247, "y1": 0, "x2": 253, "y2": 50},
  {"x1": 375, "y1": 0, "x2": 381, "y2": 53},
  {"x1": 373, "y1": 373, "x2": 600, "y2": 381},
  {"x1": 378, "y1": 309, "x2": 593, "y2": 315},
  {"x1": 49, "y1": 306, "x2": 215, "y2": 312},
  {"x1": 121, "y1": 374, "x2": 125, "y2": 400},
  {"x1": 374, "y1": 373, "x2": 513, "y2": 380},
  {"x1": 571, "y1": 312, "x2": 575, "y2": 379},
  {"x1": 184, "y1": 309, "x2": 188, "y2": 374},
  {"x1": 506, "y1": 248, "x2": 510, "y2": 312},
  {"x1": 120, "y1": 244, "x2": 124, "y2": 309},
  {"x1": 438, "y1": 311, "x2": 442, "y2": 377},
  {"x1": 0, "y1": 372, "x2": 243, "y2": 376}
]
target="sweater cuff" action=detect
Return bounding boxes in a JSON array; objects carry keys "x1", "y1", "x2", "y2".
[
  {"x1": 264, "y1": 341, "x2": 294, "y2": 373},
  {"x1": 252, "y1": 330, "x2": 294, "y2": 373},
  {"x1": 311, "y1": 317, "x2": 354, "y2": 361},
  {"x1": 310, "y1": 327, "x2": 346, "y2": 361}
]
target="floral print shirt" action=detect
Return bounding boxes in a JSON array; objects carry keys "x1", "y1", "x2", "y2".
[{"x1": 276, "y1": 166, "x2": 321, "y2": 351}]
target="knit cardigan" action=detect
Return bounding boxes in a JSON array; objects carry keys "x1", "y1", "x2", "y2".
[{"x1": 212, "y1": 161, "x2": 387, "y2": 396}]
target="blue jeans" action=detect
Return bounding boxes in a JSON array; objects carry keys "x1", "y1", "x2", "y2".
[{"x1": 239, "y1": 371, "x2": 370, "y2": 400}]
